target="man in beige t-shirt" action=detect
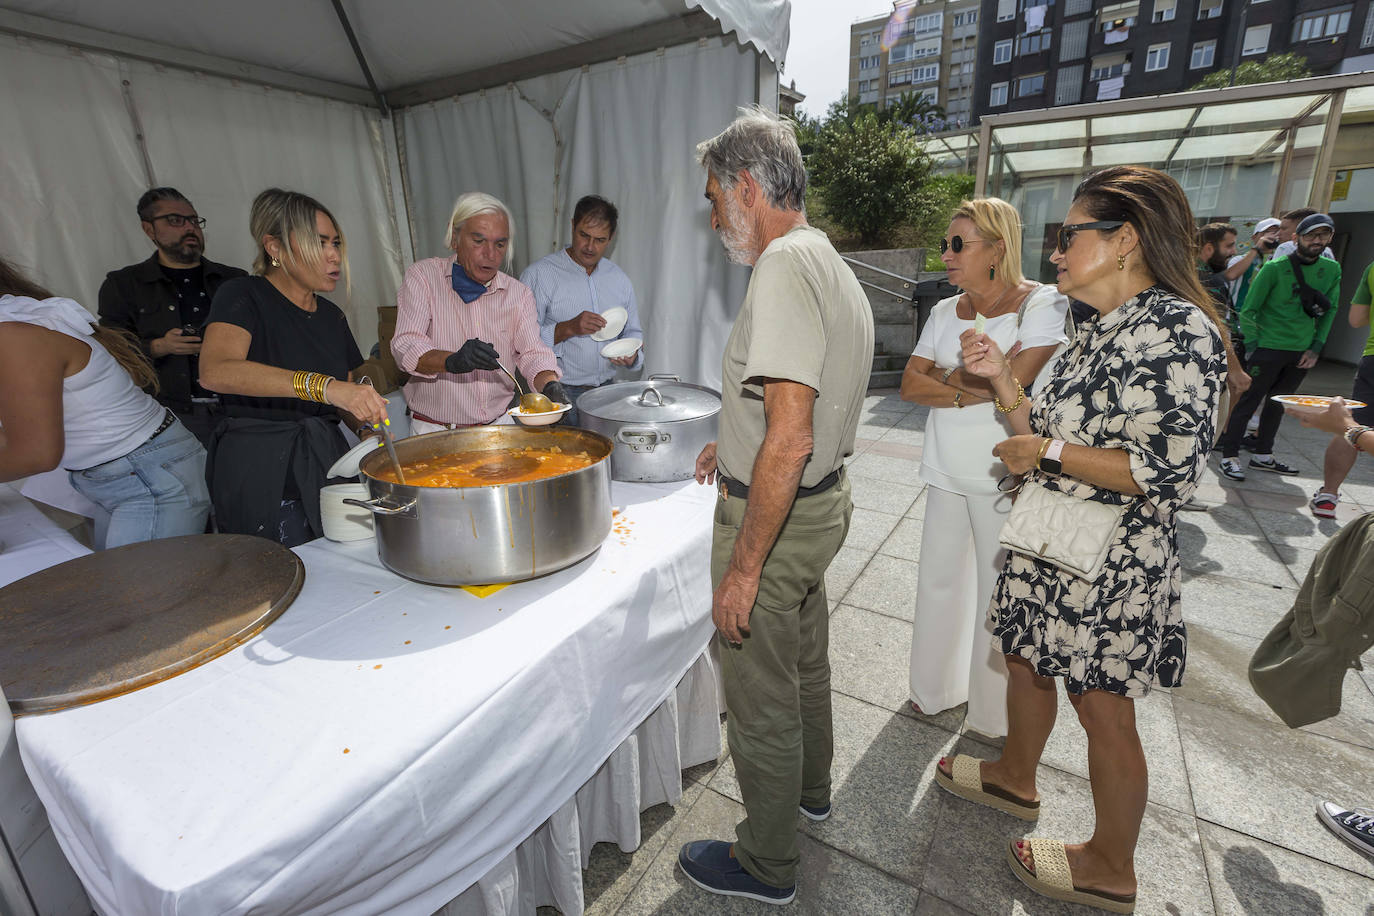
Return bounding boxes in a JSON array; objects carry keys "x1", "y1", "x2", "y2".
[{"x1": 677, "y1": 108, "x2": 874, "y2": 906}]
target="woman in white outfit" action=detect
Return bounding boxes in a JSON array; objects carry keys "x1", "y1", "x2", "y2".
[{"x1": 900, "y1": 199, "x2": 1069, "y2": 737}]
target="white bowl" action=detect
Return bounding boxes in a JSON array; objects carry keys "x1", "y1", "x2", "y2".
[
  {"x1": 507, "y1": 403, "x2": 573, "y2": 426},
  {"x1": 327, "y1": 438, "x2": 382, "y2": 479},
  {"x1": 319, "y1": 483, "x2": 374, "y2": 541},
  {"x1": 590, "y1": 307, "x2": 628, "y2": 341}
]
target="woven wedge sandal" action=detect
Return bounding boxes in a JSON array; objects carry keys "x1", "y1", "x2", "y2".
[
  {"x1": 1007, "y1": 838, "x2": 1137, "y2": 914},
  {"x1": 933, "y1": 754, "x2": 1039, "y2": 820}
]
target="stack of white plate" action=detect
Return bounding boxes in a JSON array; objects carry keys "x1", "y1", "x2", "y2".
[{"x1": 319, "y1": 483, "x2": 374, "y2": 542}]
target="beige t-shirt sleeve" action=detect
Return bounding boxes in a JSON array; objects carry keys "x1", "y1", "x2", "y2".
[{"x1": 738, "y1": 247, "x2": 825, "y2": 395}]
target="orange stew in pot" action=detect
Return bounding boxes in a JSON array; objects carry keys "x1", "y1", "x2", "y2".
[{"x1": 374, "y1": 446, "x2": 598, "y2": 487}]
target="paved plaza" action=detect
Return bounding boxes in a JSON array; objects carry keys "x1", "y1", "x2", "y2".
[{"x1": 561, "y1": 361, "x2": 1374, "y2": 915}]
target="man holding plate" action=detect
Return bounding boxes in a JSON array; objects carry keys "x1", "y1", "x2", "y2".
[{"x1": 522, "y1": 195, "x2": 644, "y2": 425}]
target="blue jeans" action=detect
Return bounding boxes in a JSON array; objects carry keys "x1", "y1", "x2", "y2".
[{"x1": 68, "y1": 420, "x2": 211, "y2": 549}]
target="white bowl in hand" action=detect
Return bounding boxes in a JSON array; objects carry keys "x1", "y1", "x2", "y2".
[{"x1": 508, "y1": 403, "x2": 573, "y2": 426}]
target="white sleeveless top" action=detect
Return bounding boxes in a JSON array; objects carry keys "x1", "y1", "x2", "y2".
[
  {"x1": 0, "y1": 295, "x2": 164, "y2": 470},
  {"x1": 912, "y1": 285, "x2": 1070, "y2": 495}
]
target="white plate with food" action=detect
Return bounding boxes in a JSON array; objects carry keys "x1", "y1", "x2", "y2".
[
  {"x1": 1270, "y1": 394, "x2": 1367, "y2": 413},
  {"x1": 508, "y1": 403, "x2": 573, "y2": 426},
  {"x1": 590, "y1": 307, "x2": 628, "y2": 341},
  {"x1": 600, "y1": 338, "x2": 643, "y2": 360}
]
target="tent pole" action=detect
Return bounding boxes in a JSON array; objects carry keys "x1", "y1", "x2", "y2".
[{"x1": 328, "y1": 0, "x2": 389, "y2": 115}]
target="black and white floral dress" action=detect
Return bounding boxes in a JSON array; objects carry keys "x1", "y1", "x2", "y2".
[{"x1": 990, "y1": 287, "x2": 1226, "y2": 697}]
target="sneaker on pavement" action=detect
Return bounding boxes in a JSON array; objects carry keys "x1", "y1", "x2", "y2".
[
  {"x1": 1220, "y1": 457, "x2": 1246, "y2": 481},
  {"x1": 1316, "y1": 802, "x2": 1374, "y2": 861},
  {"x1": 1310, "y1": 491, "x2": 1339, "y2": 519},
  {"x1": 1241, "y1": 433, "x2": 1260, "y2": 452},
  {"x1": 1249, "y1": 456, "x2": 1300, "y2": 475},
  {"x1": 799, "y1": 801, "x2": 832, "y2": 822},
  {"x1": 678, "y1": 840, "x2": 796, "y2": 905}
]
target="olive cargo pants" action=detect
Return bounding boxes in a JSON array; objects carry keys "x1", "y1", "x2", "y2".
[{"x1": 711, "y1": 474, "x2": 852, "y2": 889}]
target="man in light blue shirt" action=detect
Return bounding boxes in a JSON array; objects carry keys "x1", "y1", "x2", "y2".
[{"x1": 521, "y1": 195, "x2": 644, "y2": 424}]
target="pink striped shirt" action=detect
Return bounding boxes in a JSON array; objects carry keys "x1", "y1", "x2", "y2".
[{"x1": 392, "y1": 256, "x2": 560, "y2": 426}]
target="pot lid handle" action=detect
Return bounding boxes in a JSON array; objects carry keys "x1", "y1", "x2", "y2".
[
  {"x1": 648, "y1": 373, "x2": 681, "y2": 382},
  {"x1": 637, "y1": 387, "x2": 665, "y2": 407}
]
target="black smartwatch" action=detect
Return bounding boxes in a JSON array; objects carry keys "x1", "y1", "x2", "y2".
[{"x1": 1040, "y1": 439, "x2": 1065, "y2": 476}]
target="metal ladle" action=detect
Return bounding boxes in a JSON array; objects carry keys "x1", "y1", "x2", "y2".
[
  {"x1": 357, "y1": 375, "x2": 405, "y2": 484},
  {"x1": 497, "y1": 361, "x2": 555, "y2": 413}
]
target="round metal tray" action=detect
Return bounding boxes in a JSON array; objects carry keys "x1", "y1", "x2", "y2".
[{"x1": 0, "y1": 534, "x2": 304, "y2": 716}]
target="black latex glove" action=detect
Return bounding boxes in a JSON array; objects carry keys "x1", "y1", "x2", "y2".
[
  {"x1": 444, "y1": 338, "x2": 500, "y2": 374},
  {"x1": 542, "y1": 380, "x2": 570, "y2": 407}
]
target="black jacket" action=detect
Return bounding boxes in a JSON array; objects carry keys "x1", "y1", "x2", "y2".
[
  {"x1": 206, "y1": 415, "x2": 350, "y2": 543},
  {"x1": 98, "y1": 254, "x2": 247, "y2": 410}
]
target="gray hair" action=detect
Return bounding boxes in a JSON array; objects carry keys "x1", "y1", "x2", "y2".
[
  {"x1": 695, "y1": 106, "x2": 806, "y2": 212},
  {"x1": 445, "y1": 192, "x2": 516, "y2": 267}
]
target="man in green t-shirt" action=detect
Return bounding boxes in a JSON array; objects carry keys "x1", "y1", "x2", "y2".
[
  {"x1": 1218, "y1": 213, "x2": 1341, "y2": 480},
  {"x1": 1310, "y1": 259, "x2": 1374, "y2": 517}
]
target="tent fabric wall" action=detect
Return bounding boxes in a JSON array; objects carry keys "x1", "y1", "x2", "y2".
[
  {"x1": 400, "y1": 37, "x2": 761, "y2": 389},
  {"x1": 0, "y1": 33, "x2": 403, "y2": 349}
]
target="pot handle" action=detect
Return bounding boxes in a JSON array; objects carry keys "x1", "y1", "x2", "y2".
[
  {"x1": 648, "y1": 373, "x2": 680, "y2": 382},
  {"x1": 342, "y1": 497, "x2": 418, "y2": 519},
  {"x1": 636, "y1": 387, "x2": 665, "y2": 407},
  {"x1": 617, "y1": 427, "x2": 662, "y2": 443}
]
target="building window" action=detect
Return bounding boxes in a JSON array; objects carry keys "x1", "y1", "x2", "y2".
[
  {"x1": 1293, "y1": 7, "x2": 1351, "y2": 42},
  {"x1": 1055, "y1": 64, "x2": 1084, "y2": 104},
  {"x1": 890, "y1": 43, "x2": 915, "y2": 63},
  {"x1": 1152, "y1": 0, "x2": 1176, "y2": 21},
  {"x1": 1017, "y1": 73, "x2": 1046, "y2": 97},
  {"x1": 1198, "y1": 0, "x2": 1222, "y2": 19},
  {"x1": 967, "y1": 10, "x2": 978, "y2": 23},
  {"x1": 914, "y1": 63, "x2": 940, "y2": 83},
  {"x1": 913, "y1": 12, "x2": 943, "y2": 34},
  {"x1": 860, "y1": 33, "x2": 875, "y2": 49},
  {"x1": 1018, "y1": 31, "x2": 1053, "y2": 55},
  {"x1": 860, "y1": 54, "x2": 880, "y2": 70},
  {"x1": 1090, "y1": 54, "x2": 1130, "y2": 80},
  {"x1": 1190, "y1": 39, "x2": 1216, "y2": 68},
  {"x1": 889, "y1": 68, "x2": 913, "y2": 87},
  {"x1": 994, "y1": 39, "x2": 1013, "y2": 64},
  {"x1": 997, "y1": 0, "x2": 1016, "y2": 22},
  {"x1": 1020, "y1": 0, "x2": 1052, "y2": 9},
  {"x1": 1145, "y1": 42, "x2": 1170, "y2": 71},
  {"x1": 1364, "y1": 5, "x2": 1374, "y2": 46},
  {"x1": 1065, "y1": 0, "x2": 1092, "y2": 12},
  {"x1": 1060, "y1": 18, "x2": 1090, "y2": 61},
  {"x1": 1243, "y1": 23, "x2": 1270, "y2": 54},
  {"x1": 990, "y1": 81, "x2": 1009, "y2": 105}
]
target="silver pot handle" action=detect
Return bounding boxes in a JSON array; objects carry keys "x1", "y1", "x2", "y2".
[
  {"x1": 342, "y1": 497, "x2": 418, "y2": 518},
  {"x1": 636, "y1": 387, "x2": 665, "y2": 407},
  {"x1": 648, "y1": 373, "x2": 680, "y2": 382},
  {"x1": 617, "y1": 427, "x2": 662, "y2": 444}
]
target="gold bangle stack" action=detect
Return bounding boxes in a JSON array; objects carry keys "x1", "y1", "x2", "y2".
[
  {"x1": 292, "y1": 370, "x2": 333, "y2": 404},
  {"x1": 994, "y1": 379, "x2": 1025, "y2": 414}
]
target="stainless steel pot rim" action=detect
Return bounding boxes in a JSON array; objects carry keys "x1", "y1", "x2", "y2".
[
  {"x1": 577, "y1": 380, "x2": 721, "y2": 423},
  {"x1": 357, "y1": 426, "x2": 612, "y2": 490}
]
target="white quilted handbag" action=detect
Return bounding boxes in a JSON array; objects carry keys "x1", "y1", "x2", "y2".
[{"x1": 998, "y1": 479, "x2": 1129, "y2": 580}]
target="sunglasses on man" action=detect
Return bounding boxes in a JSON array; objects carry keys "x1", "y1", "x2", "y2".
[{"x1": 1055, "y1": 221, "x2": 1125, "y2": 254}]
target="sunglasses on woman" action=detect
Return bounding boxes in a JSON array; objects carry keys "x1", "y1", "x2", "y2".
[
  {"x1": 1056, "y1": 221, "x2": 1125, "y2": 254},
  {"x1": 938, "y1": 235, "x2": 991, "y2": 254}
]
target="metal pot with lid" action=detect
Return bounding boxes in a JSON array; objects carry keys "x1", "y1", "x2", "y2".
[{"x1": 575, "y1": 374, "x2": 721, "y2": 482}]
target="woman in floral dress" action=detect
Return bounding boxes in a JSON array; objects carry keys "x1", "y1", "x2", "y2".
[{"x1": 933, "y1": 166, "x2": 1227, "y2": 913}]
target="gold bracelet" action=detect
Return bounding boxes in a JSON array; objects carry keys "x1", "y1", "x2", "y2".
[
  {"x1": 292, "y1": 370, "x2": 311, "y2": 401},
  {"x1": 1035, "y1": 436, "x2": 1051, "y2": 469},
  {"x1": 953, "y1": 390, "x2": 963, "y2": 408},
  {"x1": 319, "y1": 376, "x2": 332, "y2": 404},
  {"x1": 311, "y1": 373, "x2": 328, "y2": 403},
  {"x1": 993, "y1": 380, "x2": 1025, "y2": 414}
]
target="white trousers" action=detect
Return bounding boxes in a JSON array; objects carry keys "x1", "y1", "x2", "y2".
[{"x1": 908, "y1": 485, "x2": 1011, "y2": 737}]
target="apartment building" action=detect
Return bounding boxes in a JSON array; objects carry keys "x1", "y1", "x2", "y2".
[
  {"x1": 973, "y1": 0, "x2": 1374, "y2": 123},
  {"x1": 849, "y1": 0, "x2": 983, "y2": 128}
]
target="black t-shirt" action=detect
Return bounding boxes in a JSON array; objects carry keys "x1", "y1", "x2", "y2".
[
  {"x1": 207, "y1": 276, "x2": 364, "y2": 421},
  {"x1": 160, "y1": 263, "x2": 212, "y2": 397}
]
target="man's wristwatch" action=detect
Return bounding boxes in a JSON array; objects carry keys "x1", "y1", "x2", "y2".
[{"x1": 1039, "y1": 439, "x2": 1066, "y2": 475}]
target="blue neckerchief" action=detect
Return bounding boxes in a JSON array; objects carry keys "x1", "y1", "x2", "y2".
[{"x1": 451, "y1": 263, "x2": 488, "y2": 303}]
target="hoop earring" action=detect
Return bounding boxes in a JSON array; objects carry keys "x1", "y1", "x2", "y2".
[
  {"x1": 989, "y1": 265, "x2": 996, "y2": 281},
  {"x1": 1117, "y1": 254, "x2": 1125, "y2": 271}
]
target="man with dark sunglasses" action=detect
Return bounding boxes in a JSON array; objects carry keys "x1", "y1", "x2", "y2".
[{"x1": 98, "y1": 187, "x2": 245, "y2": 447}]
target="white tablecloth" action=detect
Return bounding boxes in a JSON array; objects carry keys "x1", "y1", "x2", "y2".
[
  {"x1": 0, "y1": 483, "x2": 90, "y2": 587},
  {"x1": 13, "y1": 478, "x2": 719, "y2": 915}
]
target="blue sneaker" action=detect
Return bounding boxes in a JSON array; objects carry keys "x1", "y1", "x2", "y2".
[
  {"x1": 677, "y1": 840, "x2": 796, "y2": 905},
  {"x1": 798, "y1": 801, "x2": 831, "y2": 822}
]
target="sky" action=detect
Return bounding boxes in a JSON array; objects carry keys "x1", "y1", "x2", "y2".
[{"x1": 783, "y1": 0, "x2": 892, "y2": 118}]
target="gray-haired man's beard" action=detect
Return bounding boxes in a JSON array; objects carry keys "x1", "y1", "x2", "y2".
[{"x1": 715, "y1": 197, "x2": 753, "y2": 265}]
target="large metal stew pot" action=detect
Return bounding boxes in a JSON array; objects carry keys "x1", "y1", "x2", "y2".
[
  {"x1": 575, "y1": 375, "x2": 720, "y2": 482},
  {"x1": 347, "y1": 426, "x2": 612, "y2": 586}
]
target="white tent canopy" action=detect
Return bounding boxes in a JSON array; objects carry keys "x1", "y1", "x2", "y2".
[{"x1": 0, "y1": 0, "x2": 791, "y2": 388}]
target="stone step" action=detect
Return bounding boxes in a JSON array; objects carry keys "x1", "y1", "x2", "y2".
[
  {"x1": 868, "y1": 369, "x2": 905, "y2": 390},
  {"x1": 872, "y1": 354, "x2": 907, "y2": 372}
]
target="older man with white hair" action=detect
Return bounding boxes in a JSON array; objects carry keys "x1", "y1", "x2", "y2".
[
  {"x1": 677, "y1": 108, "x2": 873, "y2": 906},
  {"x1": 392, "y1": 192, "x2": 565, "y2": 431}
]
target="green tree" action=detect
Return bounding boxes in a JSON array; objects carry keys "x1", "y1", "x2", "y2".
[
  {"x1": 912, "y1": 173, "x2": 978, "y2": 268},
  {"x1": 808, "y1": 113, "x2": 932, "y2": 247},
  {"x1": 881, "y1": 91, "x2": 948, "y2": 133},
  {"x1": 1187, "y1": 52, "x2": 1311, "y2": 91}
]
